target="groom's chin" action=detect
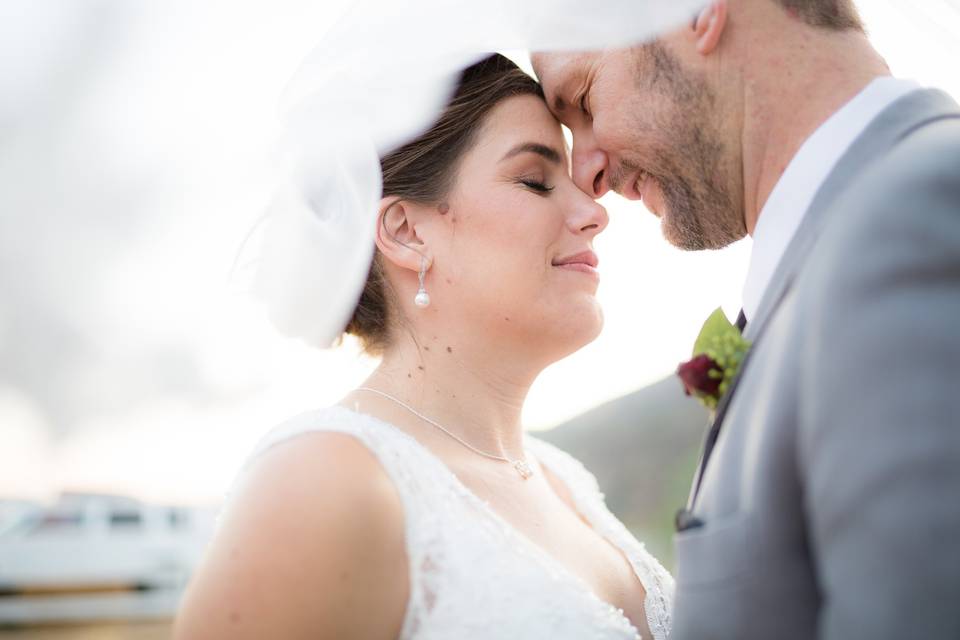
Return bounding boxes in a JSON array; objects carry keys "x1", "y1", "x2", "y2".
[
  {"x1": 660, "y1": 212, "x2": 700, "y2": 251},
  {"x1": 661, "y1": 209, "x2": 746, "y2": 252}
]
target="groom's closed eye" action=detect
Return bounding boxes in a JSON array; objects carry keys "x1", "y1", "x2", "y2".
[{"x1": 577, "y1": 91, "x2": 591, "y2": 118}]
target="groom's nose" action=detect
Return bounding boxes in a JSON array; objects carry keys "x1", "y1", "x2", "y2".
[{"x1": 572, "y1": 135, "x2": 610, "y2": 199}]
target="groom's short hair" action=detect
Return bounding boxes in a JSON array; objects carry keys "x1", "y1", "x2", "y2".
[{"x1": 774, "y1": 0, "x2": 863, "y2": 31}]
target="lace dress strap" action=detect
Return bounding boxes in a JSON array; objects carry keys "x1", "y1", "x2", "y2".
[
  {"x1": 236, "y1": 404, "x2": 449, "y2": 640},
  {"x1": 524, "y1": 435, "x2": 676, "y2": 640}
]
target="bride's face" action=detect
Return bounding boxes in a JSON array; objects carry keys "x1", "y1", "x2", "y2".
[{"x1": 423, "y1": 94, "x2": 609, "y2": 362}]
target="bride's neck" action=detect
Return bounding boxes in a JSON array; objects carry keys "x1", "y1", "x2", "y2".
[{"x1": 359, "y1": 335, "x2": 538, "y2": 460}]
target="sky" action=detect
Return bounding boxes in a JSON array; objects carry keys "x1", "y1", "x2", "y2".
[{"x1": 2, "y1": 1, "x2": 959, "y2": 505}]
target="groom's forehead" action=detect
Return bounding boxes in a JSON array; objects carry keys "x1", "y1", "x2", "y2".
[
  {"x1": 532, "y1": 52, "x2": 591, "y2": 83},
  {"x1": 531, "y1": 52, "x2": 593, "y2": 107}
]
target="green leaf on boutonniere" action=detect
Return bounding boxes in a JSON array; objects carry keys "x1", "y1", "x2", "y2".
[
  {"x1": 692, "y1": 308, "x2": 738, "y2": 358},
  {"x1": 678, "y1": 308, "x2": 752, "y2": 411}
]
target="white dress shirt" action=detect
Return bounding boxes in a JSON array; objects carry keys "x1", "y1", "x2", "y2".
[{"x1": 741, "y1": 77, "x2": 922, "y2": 323}]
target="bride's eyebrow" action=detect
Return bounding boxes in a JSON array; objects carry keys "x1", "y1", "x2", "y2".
[{"x1": 500, "y1": 142, "x2": 562, "y2": 165}]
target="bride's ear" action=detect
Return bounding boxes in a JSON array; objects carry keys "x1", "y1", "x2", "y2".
[{"x1": 375, "y1": 197, "x2": 433, "y2": 274}]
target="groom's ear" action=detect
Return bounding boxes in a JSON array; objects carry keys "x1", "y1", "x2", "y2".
[
  {"x1": 692, "y1": 1, "x2": 728, "y2": 56},
  {"x1": 375, "y1": 196, "x2": 433, "y2": 275}
]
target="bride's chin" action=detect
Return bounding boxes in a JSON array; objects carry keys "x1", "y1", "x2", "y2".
[
  {"x1": 583, "y1": 311, "x2": 605, "y2": 344},
  {"x1": 550, "y1": 305, "x2": 605, "y2": 353}
]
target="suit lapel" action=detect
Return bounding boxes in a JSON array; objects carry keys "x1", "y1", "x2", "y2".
[{"x1": 685, "y1": 89, "x2": 960, "y2": 511}]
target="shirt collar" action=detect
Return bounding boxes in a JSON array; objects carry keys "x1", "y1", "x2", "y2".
[{"x1": 741, "y1": 77, "x2": 921, "y2": 322}]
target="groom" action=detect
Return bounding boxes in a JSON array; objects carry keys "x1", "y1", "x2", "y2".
[{"x1": 535, "y1": 0, "x2": 960, "y2": 638}]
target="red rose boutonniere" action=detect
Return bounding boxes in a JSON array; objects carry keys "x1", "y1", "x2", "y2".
[{"x1": 677, "y1": 308, "x2": 751, "y2": 411}]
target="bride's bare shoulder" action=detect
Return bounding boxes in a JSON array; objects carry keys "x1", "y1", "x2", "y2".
[{"x1": 174, "y1": 430, "x2": 409, "y2": 640}]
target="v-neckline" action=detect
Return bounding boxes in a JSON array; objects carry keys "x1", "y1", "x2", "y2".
[{"x1": 336, "y1": 405, "x2": 645, "y2": 639}]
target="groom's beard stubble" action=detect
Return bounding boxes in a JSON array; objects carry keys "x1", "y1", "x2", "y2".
[{"x1": 630, "y1": 42, "x2": 746, "y2": 251}]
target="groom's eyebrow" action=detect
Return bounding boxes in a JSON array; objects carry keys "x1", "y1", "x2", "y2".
[{"x1": 500, "y1": 142, "x2": 563, "y2": 165}]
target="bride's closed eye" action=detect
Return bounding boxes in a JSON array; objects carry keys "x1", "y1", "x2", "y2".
[
  {"x1": 500, "y1": 142, "x2": 563, "y2": 194},
  {"x1": 516, "y1": 176, "x2": 555, "y2": 194}
]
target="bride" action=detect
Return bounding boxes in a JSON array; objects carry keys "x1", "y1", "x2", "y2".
[{"x1": 174, "y1": 54, "x2": 672, "y2": 640}]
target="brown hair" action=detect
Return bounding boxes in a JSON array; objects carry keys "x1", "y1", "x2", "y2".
[
  {"x1": 774, "y1": 0, "x2": 864, "y2": 31},
  {"x1": 344, "y1": 54, "x2": 543, "y2": 354}
]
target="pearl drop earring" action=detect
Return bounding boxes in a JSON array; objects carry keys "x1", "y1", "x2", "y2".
[{"x1": 414, "y1": 256, "x2": 430, "y2": 308}]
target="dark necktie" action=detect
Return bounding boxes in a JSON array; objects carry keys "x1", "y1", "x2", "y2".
[{"x1": 735, "y1": 308, "x2": 748, "y2": 333}]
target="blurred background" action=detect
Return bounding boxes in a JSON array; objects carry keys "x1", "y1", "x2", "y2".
[{"x1": 2, "y1": 1, "x2": 958, "y2": 637}]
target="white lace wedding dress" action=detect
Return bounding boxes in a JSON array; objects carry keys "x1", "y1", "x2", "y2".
[{"x1": 238, "y1": 405, "x2": 674, "y2": 640}]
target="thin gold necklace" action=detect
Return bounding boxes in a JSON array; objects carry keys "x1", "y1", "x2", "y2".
[{"x1": 355, "y1": 387, "x2": 534, "y2": 480}]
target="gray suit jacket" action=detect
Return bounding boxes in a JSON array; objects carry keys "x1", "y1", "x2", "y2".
[{"x1": 671, "y1": 89, "x2": 960, "y2": 639}]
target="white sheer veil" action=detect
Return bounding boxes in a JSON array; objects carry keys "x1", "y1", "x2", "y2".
[{"x1": 253, "y1": 0, "x2": 960, "y2": 348}]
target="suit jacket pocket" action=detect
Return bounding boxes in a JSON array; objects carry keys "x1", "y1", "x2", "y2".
[{"x1": 675, "y1": 512, "x2": 752, "y2": 587}]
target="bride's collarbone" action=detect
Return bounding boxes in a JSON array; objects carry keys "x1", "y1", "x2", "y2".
[{"x1": 454, "y1": 466, "x2": 606, "y2": 556}]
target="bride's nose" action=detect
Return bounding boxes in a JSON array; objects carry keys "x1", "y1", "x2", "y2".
[
  {"x1": 571, "y1": 131, "x2": 610, "y2": 199},
  {"x1": 567, "y1": 195, "x2": 609, "y2": 237}
]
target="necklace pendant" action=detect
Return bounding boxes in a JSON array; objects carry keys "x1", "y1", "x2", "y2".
[{"x1": 513, "y1": 459, "x2": 534, "y2": 480}]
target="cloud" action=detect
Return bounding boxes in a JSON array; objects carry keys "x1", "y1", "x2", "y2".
[{"x1": 0, "y1": 3, "x2": 271, "y2": 437}]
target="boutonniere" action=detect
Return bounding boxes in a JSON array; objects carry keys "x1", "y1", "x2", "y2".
[{"x1": 677, "y1": 308, "x2": 752, "y2": 411}]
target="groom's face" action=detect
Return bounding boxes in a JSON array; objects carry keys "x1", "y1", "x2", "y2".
[{"x1": 533, "y1": 46, "x2": 746, "y2": 250}]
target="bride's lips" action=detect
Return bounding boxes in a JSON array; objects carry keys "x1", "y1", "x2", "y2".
[{"x1": 552, "y1": 250, "x2": 600, "y2": 277}]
